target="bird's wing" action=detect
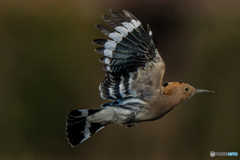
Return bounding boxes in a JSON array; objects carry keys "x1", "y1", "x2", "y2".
[{"x1": 93, "y1": 10, "x2": 165, "y2": 101}]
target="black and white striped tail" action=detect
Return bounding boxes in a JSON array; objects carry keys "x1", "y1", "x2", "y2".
[{"x1": 66, "y1": 109, "x2": 105, "y2": 147}]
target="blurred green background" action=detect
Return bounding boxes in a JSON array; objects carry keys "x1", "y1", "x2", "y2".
[{"x1": 0, "y1": 0, "x2": 239, "y2": 160}]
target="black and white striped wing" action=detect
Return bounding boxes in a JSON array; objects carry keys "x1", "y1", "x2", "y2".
[{"x1": 93, "y1": 10, "x2": 165, "y2": 101}]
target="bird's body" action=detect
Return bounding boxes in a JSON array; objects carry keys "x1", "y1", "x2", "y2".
[{"x1": 66, "y1": 10, "x2": 217, "y2": 147}]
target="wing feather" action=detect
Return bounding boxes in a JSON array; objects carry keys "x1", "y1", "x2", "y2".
[{"x1": 93, "y1": 10, "x2": 165, "y2": 101}]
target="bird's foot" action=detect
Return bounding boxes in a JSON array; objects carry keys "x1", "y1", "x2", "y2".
[{"x1": 122, "y1": 112, "x2": 136, "y2": 127}]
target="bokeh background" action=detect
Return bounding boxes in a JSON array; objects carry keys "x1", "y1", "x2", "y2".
[{"x1": 0, "y1": 0, "x2": 240, "y2": 160}]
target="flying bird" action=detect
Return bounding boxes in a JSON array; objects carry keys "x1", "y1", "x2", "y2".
[{"x1": 66, "y1": 9, "x2": 217, "y2": 147}]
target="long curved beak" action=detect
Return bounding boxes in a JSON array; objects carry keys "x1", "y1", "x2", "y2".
[{"x1": 195, "y1": 89, "x2": 218, "y2": 94}]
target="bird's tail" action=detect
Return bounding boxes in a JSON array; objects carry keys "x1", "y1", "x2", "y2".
[{"x1": 66, "y1": 109, "x2": 105, "y2": 147}]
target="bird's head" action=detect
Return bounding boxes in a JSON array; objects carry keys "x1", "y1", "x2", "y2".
[{"x1": 162, "y1": 82, "x2": 217, "y2": 102}]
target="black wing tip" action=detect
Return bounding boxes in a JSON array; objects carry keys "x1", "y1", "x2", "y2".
[
  {"x1": 92, "y1": 39, "x2": 107, "y2": 46},
  {"x1": 92, "y1": 38, "x2": 106, "y2": 44},
  {"x1": 122, "y1": 10, "x2": 137, "y2": 20},
  {"x1": 96, "y1": 24, "x2": 113, "y2": 36},
  {"x1": 96, "y1": 24, "x2": 109, "y2": 30},
  {"x1": 95, "y1": 24, "x2": 103, "y2": 29},
  {"x1": 94, "y1": 47, "x2": 104, "y2": 54},
  {"x1": 95, "y1": 24, "x2": 102, "y2": 31},
  {"x1": 99, "y1": 57, "x2": 109, "y2": 64},
  {"x1": 102, "y1": 14, "x2": 108, "y2": 19},
  {"x1": 92, "y1": 39, "x2": 99, "y2": 44},
  {"x1": 110, "y1": 9, "x2": 116, "y2": 14},
  {"x1": 92, "y1": 39, "x2": 98, "y2": 45}
]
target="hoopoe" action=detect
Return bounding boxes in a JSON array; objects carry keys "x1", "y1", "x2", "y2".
[{"x1": 66, "y1": 9, "x2": 217, "y2": 147}]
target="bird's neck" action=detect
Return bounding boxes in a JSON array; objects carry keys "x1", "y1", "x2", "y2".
[{"x1": 153, "y1": 93, "x2": 183, "y2": 119}]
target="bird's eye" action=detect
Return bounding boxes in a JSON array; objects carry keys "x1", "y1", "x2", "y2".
[{"x1": 185, "y1": 88, "x2": 189, "y2": 91}]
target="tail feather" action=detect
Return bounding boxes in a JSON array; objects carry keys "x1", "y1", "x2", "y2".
[{"x1": 66, "y1": 109, "x2": 105, "y2": 147}]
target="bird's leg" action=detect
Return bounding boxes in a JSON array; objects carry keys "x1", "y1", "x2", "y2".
[{"x1": 122, "y1": 112, "x2": 136, "y2": 127}]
